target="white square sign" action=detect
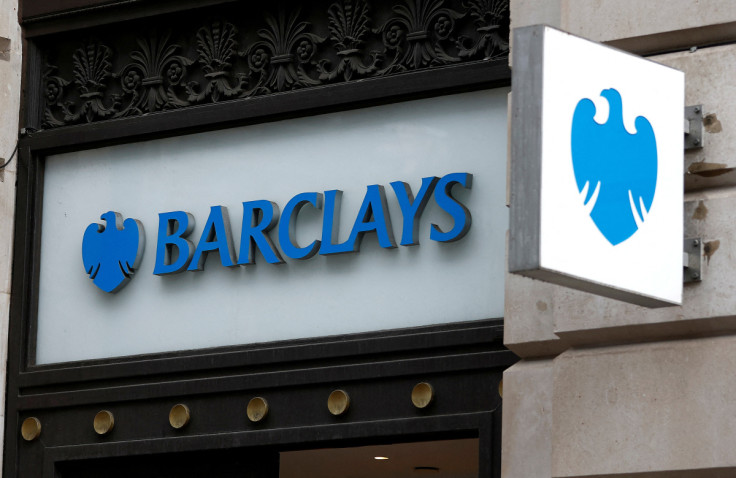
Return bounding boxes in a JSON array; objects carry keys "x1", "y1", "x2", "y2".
[{"x1": 509, "y1": 25, "x2": 684, "y2": 307}]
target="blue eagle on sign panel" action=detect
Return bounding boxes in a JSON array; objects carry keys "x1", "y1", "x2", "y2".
[
  {"x1": 571, "y1": 88, "x2": 658, "y2": 245},
  {"x1": 82, "y1": 211, "x2": 145, "y2": 293}
]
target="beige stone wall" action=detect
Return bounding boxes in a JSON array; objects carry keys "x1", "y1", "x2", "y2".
[
  {"x1": 0, "y1": 0, "x2": 20, "y2": 470},
  {"x1": 504, "y1": 1, "x2": 736, "y2": 477},
  {"x1": 512, "y1": 0, "x2": 736, "y2": 54}
]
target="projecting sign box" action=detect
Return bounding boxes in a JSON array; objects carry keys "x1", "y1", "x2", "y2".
[{"x1": 509, "y1": 25, "x2": 684, "y2": 307}]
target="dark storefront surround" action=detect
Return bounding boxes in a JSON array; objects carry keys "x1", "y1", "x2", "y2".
[{"x1": 8, "y1": 0, "x2": 515, "y2": 476}]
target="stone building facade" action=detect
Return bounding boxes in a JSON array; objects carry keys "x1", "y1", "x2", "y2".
[
  {"x1": 0, "y1": 0, "x2": 21, "y2": 471},
  {"x1": 504, "y1": 2, "x2": 736, "y2": 477},
  {"x1": 2, "y1": 0, "x2": 736, "y2": 477}
]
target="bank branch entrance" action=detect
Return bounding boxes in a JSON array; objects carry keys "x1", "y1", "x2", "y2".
[{"x1": 7, "y1": 1, "x2": 514, "y2": 476}]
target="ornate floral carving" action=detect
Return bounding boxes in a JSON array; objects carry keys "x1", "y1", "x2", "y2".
[
  {"x1": 58, "y1": 42, "x2": 120, "y2": 124},
  {"x1": 376, "y1": 0, "x2": 463, "y2": 73},
  {"x1": 43, "y1": 65, "x2": 71, "y2": 127},
  {"x1": 241, "y1": 10, "x2": 323, "y2": 94},
  {"x1": 114, "y1": 33, "x2": 194, "y2": 116},
  {"x1": 318, "y1": 0, "x2": 381, "y2": 82},
  {"x1": 187, "y1": 22, "x2": 244, "y2": 103},
  {"x1": 39, "y1": 0, "x2": 510, "y2": 129},
  {"x1": 457, "y1": 0, "x2": 509, "y2": 59}
]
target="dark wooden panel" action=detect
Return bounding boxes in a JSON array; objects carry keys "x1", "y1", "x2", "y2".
[
  {"x1": 19, "y1": 352, "x2": 511, "y2": 410},
  {"x1": 20, "y1": 319, "x2": 506, "y2": 388},
  {"x1": 21, "y1": 0, "x2": 233, "y2": 30},
  {"x1": 21, "y1": 0, "x2": 120, "y2": 21},
  {"x1": 42, "y1": 413, "x2": 491, "y2": 478},
  {"x1": 55, "y1": 448, "x2": 280, "y2": 478},
  {"x1": 19, "y1": 370, "x2": 500, "y2": 446}
]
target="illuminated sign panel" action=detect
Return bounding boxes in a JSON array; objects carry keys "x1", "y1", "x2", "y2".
[
  {"x1": 509, "y1": 25, "x2": 684, "y2": 307},
  {"x1": 37, "y1": 89, "x2": 509, "y2": 364}
]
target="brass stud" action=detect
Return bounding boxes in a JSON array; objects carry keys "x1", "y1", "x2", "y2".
[
  {"x1": 411, "y1": 382, "x2": 434, "y2": 409},
  {"x1": 169, "y1": 404, "x2": 191, "y2": 429},
  {"x1": 21, "y1": 417, "x2": 41, "y2": 442},
  {"x1": 93, "y1": 410, "x2": 115, "y2": 436},
  {"x1": 247, "y1": 397, "x2": 269, "y2": 423},
  {"x1": 327, "y1": 389, "x2": 350, "y2": 416},
  {"x1": 498, "y1": 379, "x2": 503, "y2": 398}
]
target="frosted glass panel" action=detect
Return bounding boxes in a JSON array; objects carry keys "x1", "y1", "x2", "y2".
[{"x1": 36, "y1": 89, "x2": 509, "y2": 364}]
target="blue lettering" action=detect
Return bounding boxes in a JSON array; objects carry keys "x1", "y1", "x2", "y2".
[
  {"x1": 153, "y1": 211, "x2": 195, "y2": 275},
  {"x1": 430, "y1": 172, "x2": 473, "y2": 243},
  {"x1": 188, "y1": 206, "x2": 237, "y2": 271},
  {"x1": 150, "y1": 172, "x2": 475, "y2": 277},
  {"x1": 238, "y1": 200, "x2": 284, "y2": 265},
  {"x1": 319, "y1": 190, "x2": 354, "y2": 255},
  {"x1": 279, "y1": 192, "x2": 322, "y2": 260},
  {"x1": 345, "y1": 184, "x2": 397, "y2": 251},
  {"x1": 390, "y1": 176, "x2": 439, "y2": 246}
]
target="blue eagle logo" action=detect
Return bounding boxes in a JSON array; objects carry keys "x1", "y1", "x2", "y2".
[
  {"x1": 82, "y1": 211, "x2": 145, "y2": 293},
  {"x1": 571, "y1": 88, "x2": 658, "y2": 245}
]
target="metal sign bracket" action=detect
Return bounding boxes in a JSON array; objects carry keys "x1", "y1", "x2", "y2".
[
  {"x1": 684, "y1": 238, "x2": 703, "y2": 283},
  {"x1": 685, "y1": 105, "x2": 704, "y2": 150}
]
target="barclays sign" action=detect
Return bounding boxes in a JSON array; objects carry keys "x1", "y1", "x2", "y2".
[
  {"x1": 82, "y1": 173, "x2": 472, "y2": 293},
  {"x1": 509, "y1": 25, "x2": 684, "y2": 308},
  {"x1": 37, "y1": 89, "x2": 508, "y2": 364}
]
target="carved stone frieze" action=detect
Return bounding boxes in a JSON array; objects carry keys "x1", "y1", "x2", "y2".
[{"x1": 39, "y1": 0, "x2": 509, "y2": 129}]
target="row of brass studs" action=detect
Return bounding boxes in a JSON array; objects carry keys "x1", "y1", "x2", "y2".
[{"x1": 20, "y1": 382, "x2": 439, "y2": 441}]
